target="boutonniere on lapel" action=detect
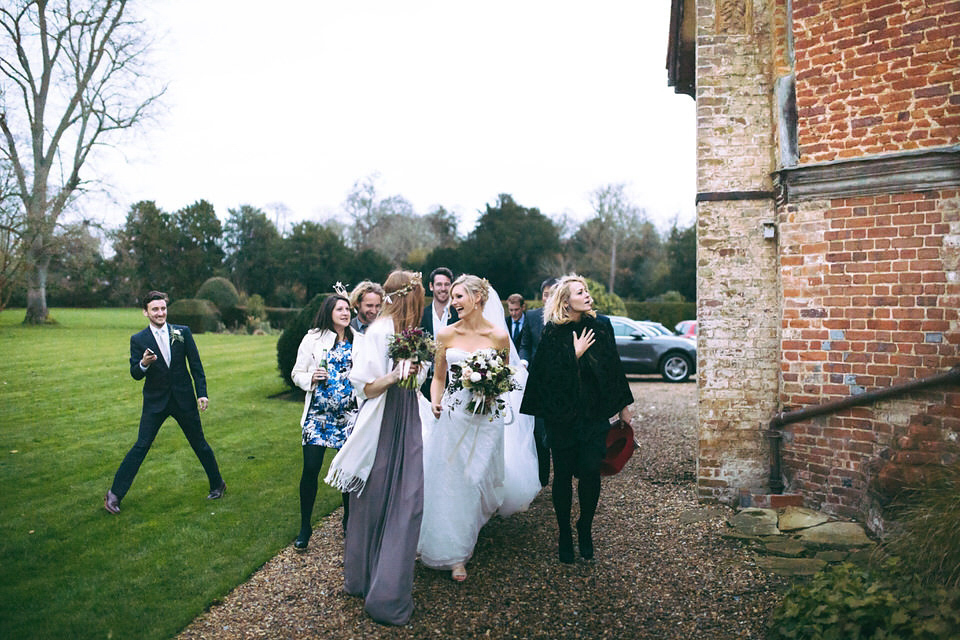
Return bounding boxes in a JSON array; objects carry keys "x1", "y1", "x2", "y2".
[{"x1": 170, "y1": 328, "x2": 184, "y2": 344}]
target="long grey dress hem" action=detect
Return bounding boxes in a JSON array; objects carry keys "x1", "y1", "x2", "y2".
[{"x1": 343, "y1": 386, "x2": 423, "y2": 626}]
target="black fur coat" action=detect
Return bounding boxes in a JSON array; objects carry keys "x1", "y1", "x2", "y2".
[{"x1": 519, "y1": 314, "x2": 633, "y2": 448}]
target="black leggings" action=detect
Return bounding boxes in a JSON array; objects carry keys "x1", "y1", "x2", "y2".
[
  {"x1": 299, "y1": 444, "x2": 348, "y2": 532},
  {"x1": 550, "y1": 430, "x2": 606, "y2": 536}
]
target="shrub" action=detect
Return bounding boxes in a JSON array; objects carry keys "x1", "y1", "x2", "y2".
[
  {"x1": 582, "y1": 278, "x2": 627, "y2": 316},
  {"x1": 882, "y1": 463, "x2": 960, "y2": 588},
  {"x1": 265, "y1": 307, "x2": 300, "y2": 332},
  {"x1": 245, "y1": 294, "x2": 267, "y2": 322},
  {"x1": 623, "y1": 300, "x2": 696, "y2": 328},
  {"x1": 196, "y1": 277, "x2": 243, "y2": 327},
  {"x1": 769, "y1": 561, "x2": 960, "y2": 639},
  {"x1": 276, "y1": 294, "x2": 328, "y2": 388},
  {"x1": 167, "y1": 298, "x2": 220, "y2": 334}
]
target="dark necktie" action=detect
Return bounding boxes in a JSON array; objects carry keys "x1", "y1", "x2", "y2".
[{"x1": 513, "y1": 320, "x2": 521, "y2": 342}]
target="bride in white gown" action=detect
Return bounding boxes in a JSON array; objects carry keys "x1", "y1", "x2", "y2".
[{"x1": 417, "y1": 275, "x2": 540, "y2": 581}]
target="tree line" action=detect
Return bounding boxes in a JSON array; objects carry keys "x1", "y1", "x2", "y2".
[
  {"x1": 0, "y1": 2, "x2": 694, "y2": 321},
  {"x1": 3, "y1": 175, "x2": 695, "y2": 312}
]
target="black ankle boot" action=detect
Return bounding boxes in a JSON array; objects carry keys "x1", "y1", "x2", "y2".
[
  {"x1": 294, "y1": 526, "x2": 312, "y2": 550},
  {"x1": 558, "y1": 528, "x2": 575, "y2": 564},
  {"x1": 576, "y1": 520, "x2": 594, "y2": 560}
]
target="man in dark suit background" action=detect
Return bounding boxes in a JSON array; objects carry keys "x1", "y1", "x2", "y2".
[
  {"x1": 524, "y1": 277, "x2": 558, "y2": 487},
  {"x1": 526, "y1": 277, "x2": 558, "y2": 360},
  {"x1": 104, "y1": 291, "x2": 225, "y2": 514},
  {"x1": 419, "y1": 267, "x2": 458, "y2": 397},
  {"x1": 506, "y1": 293, "x2": 533, "y2": 364}
]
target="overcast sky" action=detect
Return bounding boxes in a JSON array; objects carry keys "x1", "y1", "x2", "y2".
[{"x1": 88, "y1": 0, "x2": 696, "y2": 235}]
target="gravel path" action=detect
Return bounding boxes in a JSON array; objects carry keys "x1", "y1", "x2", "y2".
[{"x1": 179, "y1": 378, "x2": 788, "y2": 639}]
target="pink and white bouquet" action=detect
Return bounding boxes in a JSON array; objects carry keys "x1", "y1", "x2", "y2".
[
  {"x1": 447, "y1": 348, "x2": 519, "y2": 417},
  {"x1": 387, "y1": 327, "x2": 436, "y2": 389}
]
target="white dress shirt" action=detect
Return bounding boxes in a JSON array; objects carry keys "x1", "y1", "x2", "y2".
[{"x1": 153, "y1": 324, "x2": 171, "y2": 365}]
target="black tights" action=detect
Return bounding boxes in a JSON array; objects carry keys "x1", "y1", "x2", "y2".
[
  {"x1": 550, "y1": 435, "x2": 605, "y2": 538},
  {"x1": 551, "y1": 451, "x2": 601, "y2": 535},
  {"x1": 299, "y1": 445, "x2": 349, "y2": 534}
]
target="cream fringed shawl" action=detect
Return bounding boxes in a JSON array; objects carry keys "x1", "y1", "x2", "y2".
[{"x1": 324, "y1": 316, "x2": 427, "y2": 495}]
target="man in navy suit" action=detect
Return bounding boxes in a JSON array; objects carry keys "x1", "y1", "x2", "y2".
[
  {"x1": 104, "y1": 291, "x2": 225, "y2": 514},
  {"x1": 506, "y1": 293, "x2": 533, "y2": 364},
  {"x1": 419, "y1": 267, "x2": 459, "y2": 398},
  {"x1": 525, "y1": 277, "x2": 558, "y2": 487}
]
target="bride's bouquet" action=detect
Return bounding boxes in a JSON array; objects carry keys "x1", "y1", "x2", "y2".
[
  {"x1": 447, "y1": 348, "x2": 520, "y2": 418},
  {"x1": 387, "y1": 327, "x2": 436, "y2": 389}
]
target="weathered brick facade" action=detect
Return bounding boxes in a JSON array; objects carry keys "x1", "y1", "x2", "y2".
[
  {"x1": 694, "y1": 0, "x2": 780, "y2": 504},
  {"x1": 670, "y1": 0, "x2": 960, "y2": 531},
  {"x1": 779, "y1": 191, "x2": 960, "y2": 525},
  {"x1": 793, "y1": 0, "x2": 960, "y2": 163}
]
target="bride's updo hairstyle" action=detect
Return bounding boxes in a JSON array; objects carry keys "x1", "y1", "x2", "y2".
[
  {"x1": 382, "y1": 270, "x2": 425, "y2": 332},
  {"x1": 544, "y1": 274, "x2": 597, "y2": 325},
  {"x1": 451, "y1": 274, "x2": 489, "y2": 310}
]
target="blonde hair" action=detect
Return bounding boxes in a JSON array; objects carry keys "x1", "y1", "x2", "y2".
[
  {"x1": 544, "y1": 274, "x2": 596, "y2": 325},
  {"x1": 382, "y1": 270, "x2": 425, "y2": 332},
  {"x1": 451, "y1": 274, "x2": 489, "y2": 309},
  {"x1": 350, "y1": 280, "x2": 385, "y2": 309}
]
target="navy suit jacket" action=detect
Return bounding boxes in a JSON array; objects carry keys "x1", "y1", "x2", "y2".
[
  {"x1": 129, "y1": 324, "x2": 206, "y2": 414},
  {"x1": 526, "y1": 308, "x2": 546, "y2": 359},
  {"x1": 506, "y1": 314, "x2": 533, "y2": 363},
  {"x1": 419, "y1": 303, "x2": 459, "y2": 337}
]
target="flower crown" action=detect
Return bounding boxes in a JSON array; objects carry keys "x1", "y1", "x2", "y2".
[{"x1": 383, "y1": 272, "x2": 422, "y2": 305}]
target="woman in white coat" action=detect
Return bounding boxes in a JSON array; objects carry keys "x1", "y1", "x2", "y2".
[{"x1": 290, "y1": 294, "x2": 357, "y2": 550}]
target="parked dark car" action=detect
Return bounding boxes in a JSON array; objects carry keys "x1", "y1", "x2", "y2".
[{"x1": 607, "y1": 315, "x2": 697, "y2": 382}]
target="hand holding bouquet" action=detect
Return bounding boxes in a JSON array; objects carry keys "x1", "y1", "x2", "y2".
[
  {"x1": 387, "y1": 328, "x2": 436, "y2": 389},
  {"x1": 447, "y1": 348, "x2": 519, "y2": 417}
]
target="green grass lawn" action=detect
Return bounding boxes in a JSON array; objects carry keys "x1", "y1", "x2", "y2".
[{"x1": 0, "y1": 308, "x2": 343, "y2": 639}]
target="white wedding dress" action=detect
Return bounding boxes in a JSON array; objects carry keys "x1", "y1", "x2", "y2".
[{"x1": 417, "y1": 292, "x2": 541, "y2": 570}]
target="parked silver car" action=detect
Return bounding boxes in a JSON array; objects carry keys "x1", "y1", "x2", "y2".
[
  {"x1": 607, "y1": 315, "x2": 697, "y2": 382},
  {"x1": 638, "y1": 320, "x2": 673, "y2": 336}
]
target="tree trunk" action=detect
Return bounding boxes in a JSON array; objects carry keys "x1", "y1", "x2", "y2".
[
  {"x1": 608, "y1": 237, "x2": 617, "y2": 295},
  {"x1": 23, "y1": 246, "x2": 49, "y2": 324}
]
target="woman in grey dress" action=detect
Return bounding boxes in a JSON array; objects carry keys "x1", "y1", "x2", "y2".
[{"x1": 325, "y1": 270, "x2": 426, "y2": 626}]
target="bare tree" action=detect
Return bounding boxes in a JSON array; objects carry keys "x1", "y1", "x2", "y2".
[
  {"x1": 0, "y1": 0, "x2": 163, "y2": 323},
  {"x1": 587, "y1": 183, "x2": 645, "y2": 295},
  {"x1": 0, "y1": 158, "x2": 25, "y2": 311},
  {"x1": 341, "y1": 173, "x2": 443, "y2": 265},
  {"x1": 342, "y1": 174, "x2": 381, "y2": 251}
]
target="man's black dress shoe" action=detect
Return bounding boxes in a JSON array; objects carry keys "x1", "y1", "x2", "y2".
[
  {"x1": 104, "y1": 490, "x2": 121, "y2": 514},
  {"x1": 207, "y1": 481, "x2": 226, "y2": 500}
]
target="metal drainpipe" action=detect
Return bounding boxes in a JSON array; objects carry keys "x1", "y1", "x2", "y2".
[{"x1": 767, "y1": 365, "x2": 960, "y2": 494}]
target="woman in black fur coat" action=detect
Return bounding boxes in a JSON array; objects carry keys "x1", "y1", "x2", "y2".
[{"x1": 520, "y1": 274, "x2": 634, "y2": 563}]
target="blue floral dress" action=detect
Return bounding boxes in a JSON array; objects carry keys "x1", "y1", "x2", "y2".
[{"x1": 302, "y1": 340, "x2": 356, "y2": 447}]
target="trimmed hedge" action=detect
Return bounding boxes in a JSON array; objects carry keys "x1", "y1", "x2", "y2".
[
  {"x1": 167, "y1": 298, "x2": 220, "y2": 334},
  {"x1": 196, "y1": 277, "x2": 243, "y2": 327},
  {"x1": 623, "y1": 301, "x2": 695, "y2": 330},
  {"x1": 265, "y1": 307, "x2": 301, "y2": 332}
]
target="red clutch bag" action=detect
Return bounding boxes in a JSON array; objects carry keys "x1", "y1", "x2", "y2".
[{"x1": 600, "y1": 420, "x2": 636, "y2": 476}]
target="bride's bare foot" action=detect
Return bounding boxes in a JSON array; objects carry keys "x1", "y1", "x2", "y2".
[{"x1": 452, "y1": 564, "x2": 467, "y2": 582}]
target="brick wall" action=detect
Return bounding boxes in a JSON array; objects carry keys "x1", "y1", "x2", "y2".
[
  {"x1": 793, "y1": 0, "x2": 960, "y2": 163},
  {"x1": 695, "y1": 0, "x2": 781, "y2": 503},
  {"x1": 777, "y1": 190, "x2": 960, "y2": 520},
  {"x1": 688, "y1": 0, "x2": 960, "y2": 522}
]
